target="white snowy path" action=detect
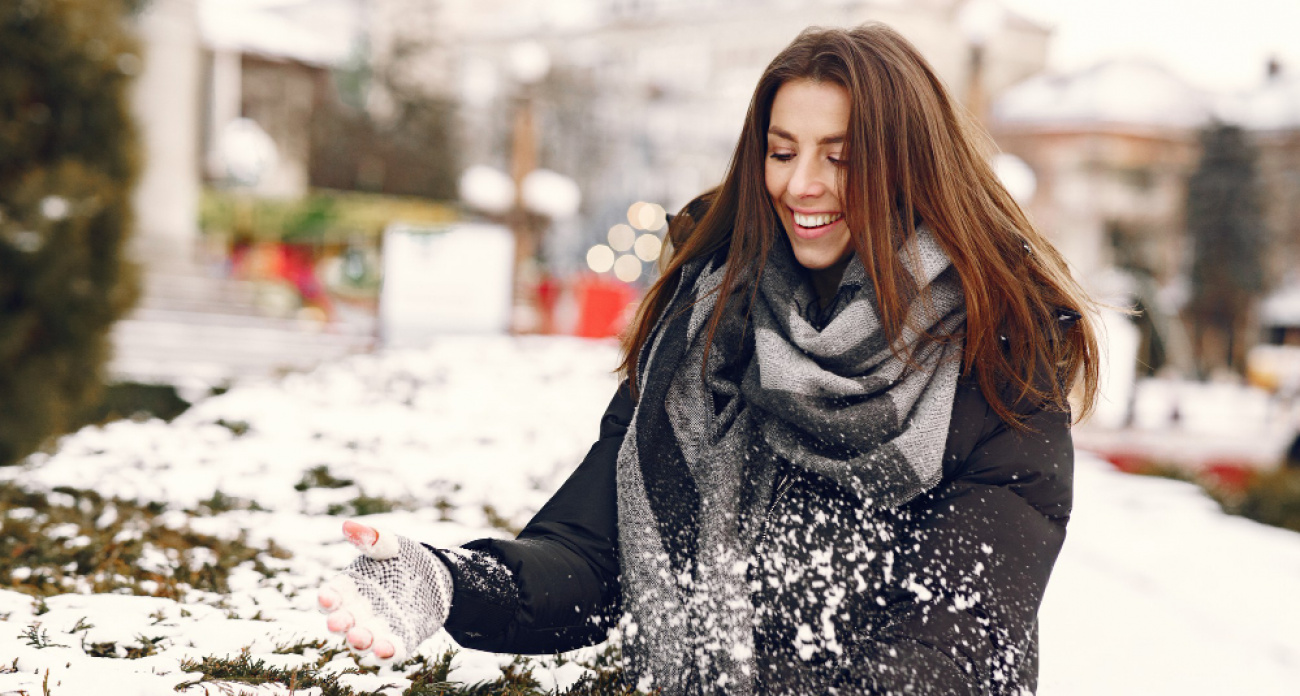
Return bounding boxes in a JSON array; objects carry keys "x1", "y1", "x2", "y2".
[{"x1": 0, "y1": 336, "x2": 1296, "y2": 695}]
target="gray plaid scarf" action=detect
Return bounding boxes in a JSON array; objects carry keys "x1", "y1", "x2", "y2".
[{"x1": 615, "y1": 227, "x2": 966, "y2": 695}]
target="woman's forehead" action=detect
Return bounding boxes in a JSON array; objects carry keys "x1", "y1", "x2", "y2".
[{"x1": 767, "y1": 80, "x2": 851, "y2": 141}]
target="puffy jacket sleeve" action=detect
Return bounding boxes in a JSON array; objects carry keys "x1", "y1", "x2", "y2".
[
  {"x1": 438, "y1": 381, "x2": 633, "y2": 654},
  {"x1": 846, "y1": 380, "x2": 1073, "y2": 695}
]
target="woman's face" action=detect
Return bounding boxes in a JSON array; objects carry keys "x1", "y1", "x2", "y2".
[{"x1": 765, "y1": 79, "x2": 854, "y2": 288}]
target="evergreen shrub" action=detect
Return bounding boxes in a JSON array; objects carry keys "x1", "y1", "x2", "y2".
[
  {"x1": 1131, "y1": 459, "x2": 1300, "y2": 534},
  {"x1": 1185, "y1": 123, "x2": 1267, "y2": 373},
  {"x1": 0, "y1": 0, "x2": 141, "y2": 465},
  {"x1": 1229, "y1": 466, "x2": 1300, "y2": 533}
]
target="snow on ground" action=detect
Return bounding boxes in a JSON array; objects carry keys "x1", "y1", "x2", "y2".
[
  {"x1": 0, "y1": 335, "x2": 1298, "y2": 694},
  {"x1": 1041, "y1": 460, "x2": 1300, "y2": 694}
]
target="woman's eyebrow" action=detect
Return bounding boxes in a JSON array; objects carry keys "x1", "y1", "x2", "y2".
[
  {"x1": 767, "y1": 126, "x2": 796, "y2": 142},
  {"x1": 766, "y1": 126, "x2": 845, "y2": 145}
]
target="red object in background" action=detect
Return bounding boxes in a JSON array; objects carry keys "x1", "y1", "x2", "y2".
[
  {"x1": 1103, "y1": 451, "x2": 1257, "y2": 494},
  {"x1": 1103, "y1": 453, "x2": 1147, "y2": 474},
  {"x1": 1201, "y1": 461, "x2": 1255, "y2": 494},
  {"x1": 536, "y1": 274, "x2": 560, "y2": 335},
  {"x1": 279, "y1": 243, "x2": 327, "y2": 305},
  {"x1": 575, "y1": 275, "x2": 636, "y2": 339},
  {"x1": 228, "y1": 240, "x2": 333, "y2": 318}
]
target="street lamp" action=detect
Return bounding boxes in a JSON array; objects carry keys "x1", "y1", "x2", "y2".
[
  {"x1": 457, "y1": 42, "x2": 585, "y2": 333},
  {"x1": 507, "y1": 40, "x2": 550, "y2": 279}
]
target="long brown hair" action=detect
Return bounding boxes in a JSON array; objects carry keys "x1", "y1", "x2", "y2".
[{"x1": 619, "y1": 23, "x2": 1099, "y2": 427}]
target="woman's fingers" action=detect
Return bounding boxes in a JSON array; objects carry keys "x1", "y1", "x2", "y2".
[
  {"x1": 346, "y1": 626, "x2": 373, "y2": 651},
  {"x1": 326, "y1": 609, "x2": 354, "y2": 633},
  {"x1": 324, "y1": 522, "x2": 422, "y2": 661},
  {"x1": 317, "y1": 586, "x2": 340, "y2": 612},
  {"x1": 324, "y1": 600, "x2": 396, "y2": 660}
]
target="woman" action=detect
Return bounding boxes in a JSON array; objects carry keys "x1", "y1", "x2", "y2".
[{"x1": 317, "y1": 23, "x2": 1098, "y2": 695}]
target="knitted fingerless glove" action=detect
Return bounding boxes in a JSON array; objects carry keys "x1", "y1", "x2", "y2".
[{"x1": 319, "y1": 522, "x2": 454, "y2": 663}]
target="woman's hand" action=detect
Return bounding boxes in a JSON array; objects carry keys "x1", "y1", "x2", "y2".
[{"x1": 317, "y1": 520, "x2": 454, "y2": 663}]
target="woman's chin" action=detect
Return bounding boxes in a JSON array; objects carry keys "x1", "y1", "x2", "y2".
[{"x1": 788, "y1": 238, "x2": 852, "y2": 272}]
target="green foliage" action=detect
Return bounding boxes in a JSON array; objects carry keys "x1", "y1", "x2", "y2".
[
  {"x1": 199, "y1": 187, "x2": 455, "y2": 243},
  {"x1": 0, "y1": 0, "x2": 141, "y2": 465},
  {"x1": 400, "y1": 650, "x2": 457, "y2": 694},
  {"x1": 482, "y1": 504, "x2": 522, "y2": 535},
  {"x1": 85, "y1": 381, "x2": 193, "y2": 424},
  {"x1": 178, "y1": 646, "x2": 653, "y2": 696},
  {"x1": 1127, "y1": 459, "x2": 1300, "y2": 534},
  {"x1": 21, "y1": 622, "x2": 67, "y2": 649},
  {"x1": 0, "y1": 481, "x2": 288, "y2": 598},
  {"x1": 1187, "y1": 124, "x2": 1267, "y2": 312},
  {"x1": 177, "y1": 650, "x2": 391, "y2": 696},
  {"x1": 192, "y1": 489, "x2": 263, "y2": 515},
  {"x1": 272, "y1": 637, "x2": 332, "y2": 655},
  {"x1": 296, "y1": 465, "x2": 356, "y2": 491},
  {"x1": 326, "y1": 494, "x2": 403, "y2": 517},
  {"x1": 214, "y1": 418, "x2": 252, "y2": 437},
  {"x1": 1227, "y1": 467, "x2": 1300, "y2": 533},
  {"x1": 82, "y1": 633, "x2": 168, "y2": 659}
]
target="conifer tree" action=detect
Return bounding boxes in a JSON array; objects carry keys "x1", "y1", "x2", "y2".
[
  {"x1": 0, "y1": 0, "x2": 141, "y2": 465},
  {"x1": 1185, "y1": 123, "x2": 1267, "y2": 376}
]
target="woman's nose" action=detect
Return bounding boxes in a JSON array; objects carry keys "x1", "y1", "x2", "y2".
[{"x1": 789, "y1": 160, "x2": 827, "y2": 198}]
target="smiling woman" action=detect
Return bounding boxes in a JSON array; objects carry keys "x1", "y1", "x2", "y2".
[
  {"x1": 764, "y1": 79, "x2": 854, "y2": 301},
  {"x1": 319, "y1": 22, "x2": 1101, "y2": 696}
]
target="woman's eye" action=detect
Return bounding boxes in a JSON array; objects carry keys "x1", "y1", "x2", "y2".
[
  {"x1": 768, "y1": 152, "x2": 795, "y2": 162},
  {"x1": 829, "y1": 155, "x2": 846, "y2": 166}
]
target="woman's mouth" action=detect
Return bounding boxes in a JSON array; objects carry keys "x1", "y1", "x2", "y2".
[{"x1": 791, "y1": 211, "x2": 844, "y2": 238}]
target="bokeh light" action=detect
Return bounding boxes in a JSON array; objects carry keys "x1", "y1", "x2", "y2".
[
  {"x1": 586, "y1": 244, "x2": 615, "y2": 273},
  {"x1": 607, "y1": 223, "x2": 636, "y2": 251},
  {"x1": 627, "y1": 201, "x2": 667, "y2": 231},
  {"x1": 613, "y1": 254, "x2": 643, "y2": 282},
  {"x1": 638, "y1": 202, "x2": 667, "y2": 231},
  {"x1": 627, "y1": 201, "x2": 647, "y2": 228},
  {"x1": 634, "y1": 233, "x2": 662, "y2": 262}
]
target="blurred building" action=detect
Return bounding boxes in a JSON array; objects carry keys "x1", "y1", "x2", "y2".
[
  {"x1": 199, "y1": 0, "x2": 361, "y2": 197},
  {"x1": 114, "y1": 0, "x2": 373, "y2": 387},
  {"x1": 367, "y1": 0, "x2": 1052, "y2": 273},
  {"x1": 992, "y1": 59, "x2": 1213, "y2": 290},
  {"x1": 994, "y1": 57, "x2": 1300, "y2": 377},
  {"x1": 995, "y1": 56, "x2": 1300, "y2": 288}
]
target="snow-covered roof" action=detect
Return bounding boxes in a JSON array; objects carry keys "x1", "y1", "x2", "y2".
[
  {"x1": 198, "y1": 0, "x2": 360, "y2": 66},
  {"x1": 994, "y1": 58, "x2": 1215, "y2": 130},
  {"x1": 1219, "y1": 74, "x2": 1300, "y2": 131}
]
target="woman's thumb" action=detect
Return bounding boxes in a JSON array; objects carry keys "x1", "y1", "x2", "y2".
[{"x1": 342, "y1": 520, "x2": 400, "y2": 560}]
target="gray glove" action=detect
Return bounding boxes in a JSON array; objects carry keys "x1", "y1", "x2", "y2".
[{"x1": 318, "y1": 520, "x2": 454, "y2": 663}]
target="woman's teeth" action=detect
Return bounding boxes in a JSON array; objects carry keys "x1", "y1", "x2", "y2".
[{"x1": 792, "y1": 212, "x2": 843, "y2": 228}]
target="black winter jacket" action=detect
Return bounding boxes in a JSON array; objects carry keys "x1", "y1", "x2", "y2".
[{"x1": 439, "y1": 375, "x2": 1072, "y2": 695}]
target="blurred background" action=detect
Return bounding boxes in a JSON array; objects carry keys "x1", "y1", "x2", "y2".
[{"x1": 5, "y1": 0, "x2": 1300, "y2": 522}]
